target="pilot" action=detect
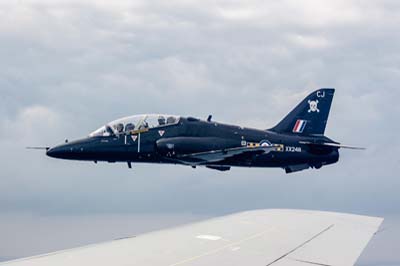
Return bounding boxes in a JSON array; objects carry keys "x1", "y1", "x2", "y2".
[
  {"x1": 116, "y1": 123, "x2": 124, "y2": 133},
  {"x1": 125, "y1": 123, "x2": 135, "y2": 132},
  {"x1": 138, "y1": 121, "x2": 149, "y2": 130},
  {"x1": 158, "y1": 116, "x2": 166, "y2": 126},
  {"x1": 166, "y1": 116, "x2": 176, "y2": 124},
  {"x1": 105, "y1": 125, "x2": 114, "y2": 136}
]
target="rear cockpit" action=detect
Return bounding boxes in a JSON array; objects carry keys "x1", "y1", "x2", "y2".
[{"x1": 89, "y1": 114, "x2": 180, "y2": 137}]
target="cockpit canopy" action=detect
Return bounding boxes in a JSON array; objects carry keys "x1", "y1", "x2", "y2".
[{"x1": 89, "y1": 114, "x2": 180, "y2": 137}]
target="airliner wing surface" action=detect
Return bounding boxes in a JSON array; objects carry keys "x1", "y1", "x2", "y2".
[{"x1": 1, "y1": 209, "x2": 382, "y2": 266}]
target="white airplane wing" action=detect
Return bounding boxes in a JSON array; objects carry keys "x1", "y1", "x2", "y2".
[{"x1": 1, "y1": 209, "x2": 382, "y2": 266}]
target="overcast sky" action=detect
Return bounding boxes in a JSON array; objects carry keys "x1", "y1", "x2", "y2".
[{"x1": 0, "y1": 0, "x2": 399, "y2": 265}]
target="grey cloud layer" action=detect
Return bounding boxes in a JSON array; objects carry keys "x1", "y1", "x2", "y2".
[{"x1": 0, "y1": 0, "x2": 399, "y2": 264}]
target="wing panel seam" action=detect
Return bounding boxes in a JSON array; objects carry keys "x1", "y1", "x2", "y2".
[
  {"x1": 266, "y1": 224, "x2": 335, "y2": 266},
  {"x1": 168, "y1": 228, "x2": 275, "y2": 266},
  {"x1": 288, "y1": 258, "x2": 333, "y2": 266}
]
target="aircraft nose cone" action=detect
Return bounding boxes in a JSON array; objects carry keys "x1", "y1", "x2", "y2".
[
  {"x1": 46, "y1": 138, "x2": 95, "y2": 160},
  {"x1": 46, "y1": 145, "x2": 68, "y2": 159}
]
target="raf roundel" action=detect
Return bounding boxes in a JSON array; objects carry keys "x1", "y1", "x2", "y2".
[{"x1": 260, "y1": 140, "x2": 272, "y2": 147}]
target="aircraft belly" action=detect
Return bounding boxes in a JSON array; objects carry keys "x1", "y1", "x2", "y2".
[{"x1": 217, "y1": 148, "x2": 339, "y2": 169}]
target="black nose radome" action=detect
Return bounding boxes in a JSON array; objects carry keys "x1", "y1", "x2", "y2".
[
  {"x1": 46, "y1": 145, "x2": 68, "y2": 159},
  {"x1": 46, "y1": 138, "x2": 96, "y2": 160}
]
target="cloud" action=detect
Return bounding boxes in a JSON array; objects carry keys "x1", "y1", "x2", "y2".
[
  {"x1": 0, "y1": 105, "x2": 61, "y2": 142},
  {"x1": 1, "y1": 0, "x2": 399, "y2": 215},
  {"x1": 286, "y1": 34, "x2": 331, "y2": 49},
  {"x1": 0, "y1": 0, "x2": 399, "y2": 263},
  {"x1": 0, "y1": 212, "x2": 209, "y2": 259}
]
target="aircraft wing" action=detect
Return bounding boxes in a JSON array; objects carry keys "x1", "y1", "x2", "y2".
[
  {"x1": 2, "y1": 209, "x2": 382, "y2": 266},
  {"x1": 173, "y1": 144, "x2": 283, "y2": 165}
]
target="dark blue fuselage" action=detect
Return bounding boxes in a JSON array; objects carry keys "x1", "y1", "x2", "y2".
[{"x1": 47, "y1": 117, "x2": 339, "y2": 172}]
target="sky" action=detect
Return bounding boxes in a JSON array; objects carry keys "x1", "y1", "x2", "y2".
[{"x1": 0, "y1": 0, "x2": 399, "y2": 265}]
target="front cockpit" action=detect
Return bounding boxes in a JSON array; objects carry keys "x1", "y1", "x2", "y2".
[{"x1": 89, "y1": 114, "x2": 180, "y2": 137}]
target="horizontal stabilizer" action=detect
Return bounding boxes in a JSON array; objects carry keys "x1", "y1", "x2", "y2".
[{"x1": 299, "y1": 141, "x2": 365, "y2": 150}]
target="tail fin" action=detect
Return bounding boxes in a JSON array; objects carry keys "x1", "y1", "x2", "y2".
[{"x1": 270, "y1": 88, "x2": 335, "y2": 136}]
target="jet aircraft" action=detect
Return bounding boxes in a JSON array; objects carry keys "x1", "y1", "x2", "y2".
[{"x1": 41, "y1": 88, "x2": 362, "y2": 173}]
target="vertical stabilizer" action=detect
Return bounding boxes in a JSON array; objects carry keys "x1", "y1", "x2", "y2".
[{"x1": 270, "y1": 88, "x2": 335, "y2": 136}]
